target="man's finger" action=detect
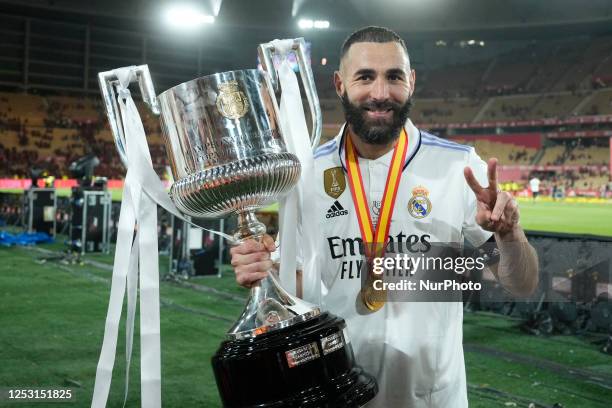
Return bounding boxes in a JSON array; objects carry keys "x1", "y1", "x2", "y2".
[
  {"x1": 503, "y1": 197, "x2": 520, "y2": 225},
  {"x1": 262, "y1": 234, "x2": 276, "y2": 252},
  {"x1": 475, "y1": 208, "x2": 492, "y2": 228},
  {"x1": 491, "y1": 191, "x2": 512, "y2": 222},
  {"x1": 487, "y1": 158, "x2": 498, "y2": 192},
  {"x1": 230, "y1": 239, "x2": 266, "y2": 255},
  {"x1": 236, "y1": 271, "x2": 269, "y2": 287},
  {"x1": 235, "y1": 260, "x2": 273, "y2": 277},
  {"x1": 464, "y1": 166, "x2": 483, "y2": 195},
  {"x1": 231, "y1": 251, "x2": 270, "y2": 268}
]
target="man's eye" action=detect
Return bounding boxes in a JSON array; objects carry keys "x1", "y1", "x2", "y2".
[
  {"x1": 388, "y1": 75, "x2": 402, "y2": 81},
  {"x1": 357, "y1": 75, "x2": 372, "y2": 81}
]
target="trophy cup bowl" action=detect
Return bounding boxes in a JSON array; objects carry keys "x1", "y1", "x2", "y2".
[{"x1": 99, "y1": 38, "x2": 377, "y2": 407}]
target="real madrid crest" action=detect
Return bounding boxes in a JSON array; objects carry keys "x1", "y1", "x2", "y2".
[
  {"x1": 323, "y1": 167, "x2": 346, "y2": 199},
  {"x1": 371, "y1": 200, "x2": 381, "y2": 216},
  {"x1": 216, "y1": 81, "x2": 249, "y2": 120},
  {"x1": 408, "y1": 186, "x2": 432, "y2": 219}
]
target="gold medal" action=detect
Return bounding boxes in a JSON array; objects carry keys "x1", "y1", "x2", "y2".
[
  {"x1": 345, "y1": 129, "x2": 408, "y2": 312},
  {"x1": 361, "y1": 275, "x2": 387, "y2": 312}
]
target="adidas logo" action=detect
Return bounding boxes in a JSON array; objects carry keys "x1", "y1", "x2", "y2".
[{"x1": 326, "y1": 201, "x2": 348, "y2": 219}]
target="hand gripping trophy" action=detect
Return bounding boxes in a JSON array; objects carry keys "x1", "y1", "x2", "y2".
[{"x1": 96, "y1": 38, "x2": 377, "y2": 407}]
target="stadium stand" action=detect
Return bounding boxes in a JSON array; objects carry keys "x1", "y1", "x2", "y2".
[
  {"x1": 417, "y1": 61, "x2": 489, "y2": 99},
  {"x1": 483, "y1": 51, "x2": 536, "y2": 95},
  {"x1": 553, "y1": 36, "x2": 612, "y2": 92},
  {"x1": 480, "y1": 94, "x2": 541, "y2": 121},
  {"x1": 2, "y1": 89, "x2": 610, "y2": 181},
  {"x1": 0, "y1": 93, "x2": 168, "y2": 179},
  {"x1": 411, "y1": 97, "x2": 485, "y2": 124},
  {"x1": 453, "y1": 138, "x2": 537, "y2": 165},
  {"x1": 524, "y1": 39, "x2": 586, "y2": 93},
  {"x1": 532, "y1": 92, "x2": 586, "y2": 119},
  {"x1": 0, "y1": 92, "x2": 46, "y2": 127},
  {"x1": 578, "y1": 88, "x2": 612, "y2": 116},
  {"x1": 539, "y1": 145, "x2": 568, "y2": 166},
  {"x1": 1, "y1": 31, "x2": 611, "y2": 193}
]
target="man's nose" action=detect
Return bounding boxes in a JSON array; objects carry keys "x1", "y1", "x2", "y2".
[{"x1": 370, "y1": 77, "x2": 390, "y2": 101}]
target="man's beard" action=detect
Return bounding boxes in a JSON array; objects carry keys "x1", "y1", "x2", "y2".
[{"x1": 341, "y1": 92, "x2": 413, "y2": 145}]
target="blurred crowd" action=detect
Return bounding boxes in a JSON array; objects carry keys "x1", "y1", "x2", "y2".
[{"x1": 0, "y1": 95, "x2": 167, "y2": 179}]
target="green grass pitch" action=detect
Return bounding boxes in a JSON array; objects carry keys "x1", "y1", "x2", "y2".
[
  {"x1": 1, "y1": 239, "x2": 612, "y2": 407},
  {"x1": 0, "y1": 192, "x2": 611, "y2": 406},
  {"x1": 519, "y1": 200, "x2": 612, "y2": 237}
]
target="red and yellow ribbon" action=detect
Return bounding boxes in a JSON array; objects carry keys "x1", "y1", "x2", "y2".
[{"x1": 345, "y1": 128, "x2": 408, "y2": 310}]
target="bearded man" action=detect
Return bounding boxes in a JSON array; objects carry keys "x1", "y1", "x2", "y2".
[{"x1": 230, "y1": 26, "x2": 538, "y2": 407}]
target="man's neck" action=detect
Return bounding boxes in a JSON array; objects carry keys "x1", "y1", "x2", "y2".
[{"x1": 347, "y1": 127, "x2": 398, "y2": 160}]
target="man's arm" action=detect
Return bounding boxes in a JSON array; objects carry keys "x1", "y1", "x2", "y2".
[
  {"x1": 490, "y1": 226, "x2": 539, "y2": 297},
  {"x1": 465, "y1": 158, "x2": 539, "y2": 297}
]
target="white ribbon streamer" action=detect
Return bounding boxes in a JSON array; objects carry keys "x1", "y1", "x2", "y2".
[
  {"x1": 271, "y1": 40, "x2": 320, "y2": 303},
  {"x1": 123, "y1": 225, "x2": 139, "y2": 408},
  {"x1": 91, "y1": 174, "x2": 136, "y2": 408},
  {"x1": 91, "y1": 66, "x2": 234, "y2": 408},
  {"x1": 121, "y1": 74, "x2": 161, "y2": 408},
  {"x1": 92, "y1": 68, "x2": 163, "y2": 407}
]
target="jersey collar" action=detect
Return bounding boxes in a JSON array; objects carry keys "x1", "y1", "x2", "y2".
[{"x1": 336, "y1": 118, "x2": 422, "y2": 173}]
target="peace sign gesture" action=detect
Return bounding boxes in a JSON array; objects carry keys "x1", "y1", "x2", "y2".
[{"x1": 464, "y1": 158, "x2": 519, "y2": 235}]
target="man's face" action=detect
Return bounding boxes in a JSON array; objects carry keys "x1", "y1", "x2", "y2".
[{"x1": 335, "y1": 42, "x2": 415, "y2": 145}]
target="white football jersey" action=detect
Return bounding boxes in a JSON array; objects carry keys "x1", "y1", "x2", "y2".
[
  {"x1": 529, "y1": 178, "x2": 541, "y2": 193},
  {"x1": 276, "y1": 119, "x2": 492, "y2": 407}
]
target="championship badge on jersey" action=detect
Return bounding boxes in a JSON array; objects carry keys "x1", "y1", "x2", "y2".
[
  {"x1": 323, "y1": 167, "x2": 346, "y2": 199},
  {"x1": 408, "y1": 186, "x2": 432, "y2": 219}
]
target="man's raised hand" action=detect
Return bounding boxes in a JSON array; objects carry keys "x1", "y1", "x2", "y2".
[{"x1": 463, "y1": 158, "x2": 519, "y2": 235}]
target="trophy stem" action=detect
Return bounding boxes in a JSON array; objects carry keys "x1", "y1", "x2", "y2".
[
  {"x1": 233, "y1": 210, "x2": 267, "y2": 243},
  {"x1": 225, "y1": 210, "x2": 321, "y2": 339}
]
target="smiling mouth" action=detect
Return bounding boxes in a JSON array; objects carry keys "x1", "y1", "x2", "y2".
[
  {"x1": 364, "y1": 107, "x2": 392, "y2": 113},
  {"x1": 364, "y1": 107, "x2": 393, "y2": 118}
]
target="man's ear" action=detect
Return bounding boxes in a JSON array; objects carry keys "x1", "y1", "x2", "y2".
[
  {"x1": 333, "y1": 71, "x2": 344, "y2": 98},
  {"x1": 409, "y1": 69, "x2": 416, "y2": 97}
]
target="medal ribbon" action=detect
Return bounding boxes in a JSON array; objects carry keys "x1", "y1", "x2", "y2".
[{"x1": 345, "y1": 128, "x2": 408, "y2": 261}]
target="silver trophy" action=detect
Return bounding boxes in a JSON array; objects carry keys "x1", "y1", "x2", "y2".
[{"x1": 99, "y1": 38, "x2": 377, "y2": 407}]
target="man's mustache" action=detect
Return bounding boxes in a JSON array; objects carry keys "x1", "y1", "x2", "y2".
[{"x1": 359, "y1": 100, "x2": 402, "y2": 111}]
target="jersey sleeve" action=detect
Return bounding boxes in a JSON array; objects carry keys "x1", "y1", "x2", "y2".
[{"x1": 462, "y1": 148, "x2": 494, "y2": 247}]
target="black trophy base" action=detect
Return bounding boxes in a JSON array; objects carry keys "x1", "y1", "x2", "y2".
[{"x1": 212, "y1": 312, "x2": 378, "y2": 408}]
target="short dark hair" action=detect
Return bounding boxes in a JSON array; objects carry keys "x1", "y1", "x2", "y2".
[{"x1": 340, "y1": 26, "x2": 409, "y2": 61}]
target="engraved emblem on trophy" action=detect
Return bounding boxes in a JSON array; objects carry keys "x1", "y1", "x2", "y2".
[
  {"x1": 99, "y1": 38, "x2": 377, "y2": 407},
  {"x1": 216, "y1": 81, "x2": 250, "y2": 120}
]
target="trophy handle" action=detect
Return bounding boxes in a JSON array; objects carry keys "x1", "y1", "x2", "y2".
[
  {"x1": 258, "y1": 38, "x2": 322, "y2": 150},
  {"x1": 98, "y1": 65, "x2": 160, "y2": 166}
]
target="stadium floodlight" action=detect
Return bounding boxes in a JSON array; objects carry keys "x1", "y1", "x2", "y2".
[
  {"x1": 164, "y1": 4, "x2": 215, "y2": 29},
  {"x1": 298, "y1": 18, "x2": 314, "y2": 29},
  {"x1": 292, "y1": 0, "x2": 307, "y2": 17},
  {"x1": 468, "y1": 39, "x2": 475, "y2": 45},
  {"x1": 298, "y1": 19, "x2": 329, "y2": 29}
]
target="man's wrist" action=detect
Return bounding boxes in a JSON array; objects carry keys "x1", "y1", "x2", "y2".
[{"x1": 495, "y1": 224, "x2": 526, "y2": 243}]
